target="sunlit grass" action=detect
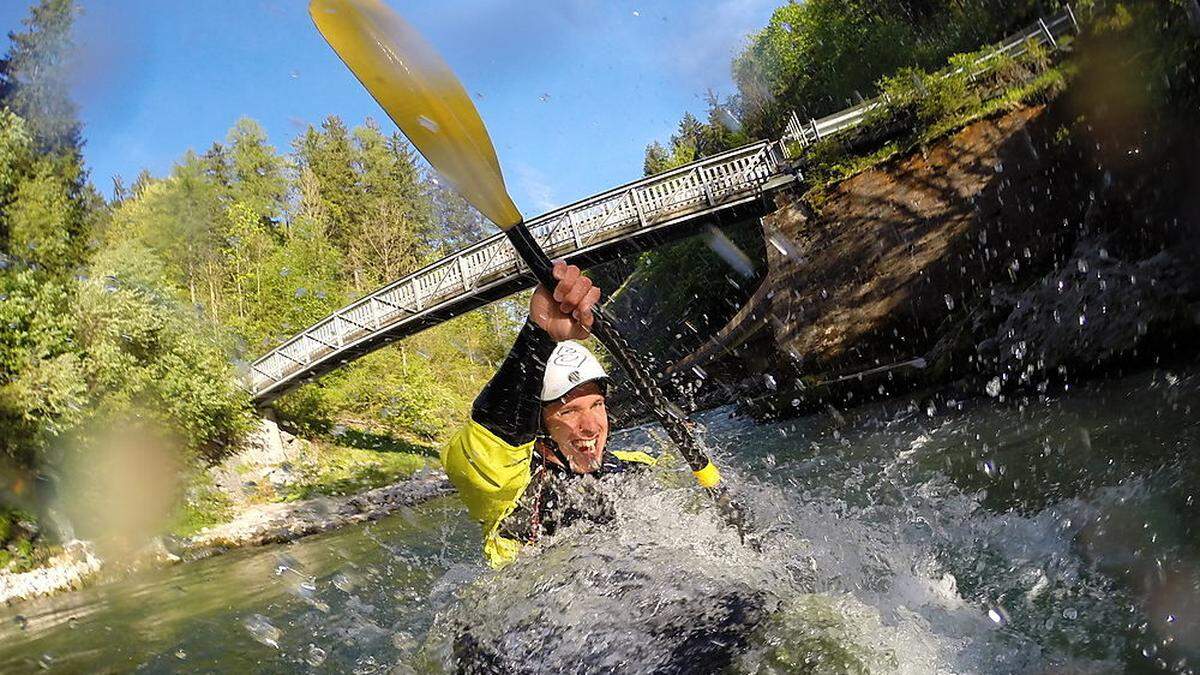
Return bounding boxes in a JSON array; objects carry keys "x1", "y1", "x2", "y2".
[
  {"x1": 282, "y1": 439, "x2": 436, "y2": 502},
  {"x1": 802, "y1": 59, "x2": 1073, "y2": 203},
  {"x1": 172, "y1": 470, "x2": 234, "y2": 538}
]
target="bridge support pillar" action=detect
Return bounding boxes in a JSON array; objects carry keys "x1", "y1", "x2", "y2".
[{"x1": 254, "y1": 407, "x2": 291, "y2": 464}]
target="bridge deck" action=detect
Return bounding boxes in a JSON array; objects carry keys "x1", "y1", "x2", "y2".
[{"x1": 250, "y1": 140, "x2": 795, "y2": 403}]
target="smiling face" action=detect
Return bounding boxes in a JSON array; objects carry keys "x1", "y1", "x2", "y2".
[{"x1": 541, "y1": 382, "x2": 609, "y2": 474}]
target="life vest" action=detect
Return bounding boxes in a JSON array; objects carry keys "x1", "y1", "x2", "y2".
[{"x1": 441, "y1": 419, "x2": 655, "y2": 568}]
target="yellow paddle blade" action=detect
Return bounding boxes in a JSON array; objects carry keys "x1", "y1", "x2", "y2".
[{"x1": 309, "y1": 0, "x2": 523, "y2": 229}]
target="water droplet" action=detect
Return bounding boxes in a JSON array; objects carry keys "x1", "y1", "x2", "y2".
[
  {"x1": 987, "y1": 607, "x2": 1008, "y2": 625},
  {"x1": 306, "y1": 644, "x2": 327, "y2": 666},
  {"x1": 985, "y1": 377, "x2": 1002, "y2": 397},
  {"x1": 1062, "y1": 607, "x2": 1078, "y2": 620},
  {"x1": 943, "y1": 294, "x2": 955, "y2": 310},
  {"x1": 243, "y1": 614, "x2": 282, "y2": 649},
  {"x1": 295, "y1": 287, "x2": 308, "y2": 298},
  {"x1": 13, "y1": 615, "x2": 27, "y2": 631},
  {"x1": 981, "y1": 459, "x2": 997, "y2": 478},
  {"x1": 791, "y1": 398, "x2": 801, "y2": 407},
  {"x1": 332, "y1": 571, "x2": 356, "y2": 593},
  {"x1": 392, "y1": 630, "x2": 418, "y2": 652},
  {"x1": 175, "y1": 649, "x2": 187, "y2": 660},
  {"x1": 703, "y1": 225, "x2": 755, "y2": 277},
  {"x1": 417, "y1": 115, "x2": 439, "y2": 133},
  {"x1": 1077, "y1": 259, "x2": 1088, "y2": 273},
  {"x1": 37, "y1": 654, "x2": 54, "y2": 670}
]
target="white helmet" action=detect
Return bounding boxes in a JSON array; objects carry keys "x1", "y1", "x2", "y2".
[{"x1": 541, "y1": 341, "x2": 607, "y2": 402}]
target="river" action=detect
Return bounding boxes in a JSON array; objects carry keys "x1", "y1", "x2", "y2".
[{"x1": 1, "y1": 366, "x2": 1196, "y2": 673}]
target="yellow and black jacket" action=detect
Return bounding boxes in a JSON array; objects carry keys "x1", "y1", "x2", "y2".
[{"x1": 440, "y1": 321, "x2": 654, "y2": 568}]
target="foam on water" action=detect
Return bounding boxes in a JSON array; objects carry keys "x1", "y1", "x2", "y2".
[
  {"x1": 415, "y1": 428, "x2": 1132, "y2": 673},
  {"x1": 1, "y1": 369, "x2": 1193, "y2": 672}
]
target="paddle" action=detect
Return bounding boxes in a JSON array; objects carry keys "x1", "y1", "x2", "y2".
[{"x1": 308, "y1": 0, "x2": 745, "y2": 531}]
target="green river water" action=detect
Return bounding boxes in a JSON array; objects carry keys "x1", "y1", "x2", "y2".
[{"x1": 0, "y1": 367, "x2": 1196, "y2": 673}]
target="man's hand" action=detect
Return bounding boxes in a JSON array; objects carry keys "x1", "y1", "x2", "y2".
[{"x1": 530, "y1": 261, "x2": 601, "y2": 342}]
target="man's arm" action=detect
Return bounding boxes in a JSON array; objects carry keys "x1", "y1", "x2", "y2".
[
  {"x1": 470, "y1": 320, "x2": 556, "y2": 446},
  {"x1": 440, "y1": 261, "x2": 601, "y2": 567}
]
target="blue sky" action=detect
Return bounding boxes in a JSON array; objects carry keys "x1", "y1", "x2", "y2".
[{"x1": 0, "y1": 0, "x2": 778, "y2": 217}]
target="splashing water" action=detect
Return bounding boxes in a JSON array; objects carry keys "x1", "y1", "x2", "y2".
[{"x1": 0, "y1": 368, "x2": 1196, "y2": 672}]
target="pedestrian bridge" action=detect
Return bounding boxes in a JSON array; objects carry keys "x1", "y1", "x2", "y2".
[
  {"x1": 249, "y1": 140, "x2": 798, "y2": 403},
  {"x1": 248, "y1": 5, "x2": 1077, "y2": 405}
]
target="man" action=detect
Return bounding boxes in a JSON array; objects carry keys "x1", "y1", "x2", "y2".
[{"x1": 441, "y1": 261, "x2": 656, "y2": 568}]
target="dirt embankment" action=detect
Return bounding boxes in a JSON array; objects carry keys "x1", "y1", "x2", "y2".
[{"x1": 721, "y1": 94, "x2": 1200, "y2": 415}]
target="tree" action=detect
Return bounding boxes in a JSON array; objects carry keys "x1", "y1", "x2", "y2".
[
  {"x1": 0, "y1": 1, "x2": 93, "y2": 276},
  {"x1": 224, "y1": 118, "x2": 288, "y2": 227},
  {"x1": 293, "y1": 116, "x2": 360, "y2": 250},
  {"x1": 0, "y1": 0, "x2": 81, "y2": 157},
  {"x1": 5, "y1": 156, "x2": 85, "y2": 271},
  {"x1": 345, "y1": 122, "x2": 433, "y2": 288},
  {"x1": 428, "y1": 177, "x2": 493, "y2": 253},
  {"x1": 107, "y1": 153, "x2": 225, "y2": 310},
  {"x1": 730, "y1": 0, "x2": 1045, "y2": 137},
  {"x1": 0, "y1": 267, "x2": 81, "y2": 467}
]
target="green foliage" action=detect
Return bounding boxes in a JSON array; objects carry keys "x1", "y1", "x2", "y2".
[
  {"x1": 0, "y1": 0, "x2": 81, "y2": 156},
  {"x1": 284, "y1": 440, "x2": 431, "y2": 501},
  {"x1": 280, "y1": 309, "x2": 513, "y2": 445},
  {"x1": 0, "y1": 108, "x2": 34, "y2": 214},
  {"x1": 222, "y1": 117, "x2": 288, "y2": 225},
  {"x1": 0, "y1": 0, "x2": 523, "y2": 549},
  {"x1": 730, "y1": 0, "x2": 1051, "y2": 138},
  {"x1": 0, "y1": 506, "x2": 43, "y2": 572},
  {"x1": 6, "y1": 156, "x2": 85, "y2": 270},
  {"x1": 76, "y1": 249, "x2": 255, "y2": 460},
  {"x1": 610, "y1": 220, "x2": 765, "y2": 358},
  {"x1": 172, "y1": 470, "x2": 233, "y2": 537},
  {"x1": 643, "y1": 99, "x2": 749, "y2": 176},
  {"x1": 0, "y1": 267, "x2": 84, "y2": 465}
]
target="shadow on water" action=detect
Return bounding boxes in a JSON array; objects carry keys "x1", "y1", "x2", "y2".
[{"x1": 0, "y1": 366, "x2": 1197, "y2": 672}]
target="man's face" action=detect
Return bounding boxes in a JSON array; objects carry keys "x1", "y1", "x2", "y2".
[{"x1": 541, "y1": 382, "x2": 609, "y2": 474}]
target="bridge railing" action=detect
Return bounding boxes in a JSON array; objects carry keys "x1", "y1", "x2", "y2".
[
  {"x1": 249, "y1": 140, "x2": 787, "y2": 397},
  {"x1": 783, "y1": 6, "x2": 1079, "y2": 150},
  {"x1": 249, "y1": 6, "x2": 1082, "y2": 400}
]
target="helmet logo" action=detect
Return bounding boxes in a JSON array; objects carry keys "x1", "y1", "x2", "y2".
[
  {"x1": 552, "y1": 345, "x2": 587, "y2": 367},
  {"x1": 568, "y1": 370, "x2": 581, "y2": 384}
]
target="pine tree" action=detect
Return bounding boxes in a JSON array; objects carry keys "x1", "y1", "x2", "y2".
[
  {"x1": 225, "y1": 118, "x2": 287, "y2": 227},
  {"x1": 346, "y1": 122, "x2": 432, "y2": 288},
  {"x1": 429, "y1": 178, "x2": 491, "y2": 253},
  {"x1": 294, "y1": 116, "x2": 360, "y2": 250},
  {"x1": 0, "y1": 0, "x2": 81, "y2": 158},
  {"x1": 0, "y1": 0, "x2": 91, "y2": 274}
]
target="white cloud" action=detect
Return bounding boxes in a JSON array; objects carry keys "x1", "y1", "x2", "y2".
[
  {"x1": 657, "y1": 0, "x2": 779, "y2": 90},
  {"x1": 513, "y1": 162, "x2": 559, "y2": 214}
]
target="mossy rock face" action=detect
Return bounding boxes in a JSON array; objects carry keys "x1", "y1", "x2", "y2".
[
  {"x1": 741, "y1": 594, "x2": 896, "y2": 674},
  {"x1": 0, "y1": 507, "x2": 43, "y2": 572}
]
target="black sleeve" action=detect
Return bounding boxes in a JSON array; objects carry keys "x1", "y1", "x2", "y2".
[{"x1": 471, "y1": 319, "x2": 556, "y2": 446}]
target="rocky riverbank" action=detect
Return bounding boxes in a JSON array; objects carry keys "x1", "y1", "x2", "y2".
[
  {"x1": 620, "y1": 84, "x2": 1199, "y2": 422},
  {"x1": 0, "y1": 471, "x2": 452, "y2": 606}
]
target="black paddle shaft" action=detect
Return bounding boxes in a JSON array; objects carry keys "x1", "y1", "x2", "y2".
[{"x1": 505, "y1": 223, "x2": 711, "y2": 473}]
